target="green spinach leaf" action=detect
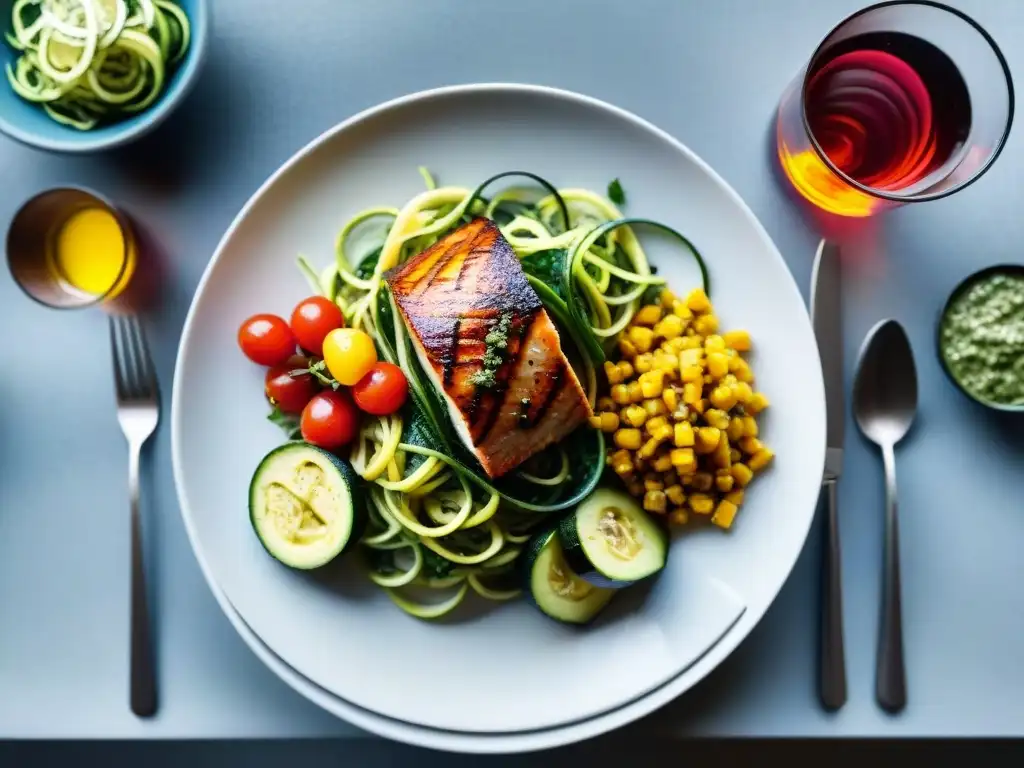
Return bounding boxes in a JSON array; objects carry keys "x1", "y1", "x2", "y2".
[
  {"x1": 267, "y1": 406, "x2": 301, "y2": 440},
  {"x1": 608, "y1": 178, "x2": 626, "y2": 205}
]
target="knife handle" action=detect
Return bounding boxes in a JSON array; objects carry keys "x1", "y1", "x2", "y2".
[{"x1": 820, "y1": 477, "x2": 847, "y2": 711}]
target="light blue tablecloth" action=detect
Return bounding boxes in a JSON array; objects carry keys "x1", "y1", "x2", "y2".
[{"x1": 1, "y1": 0, "x2": 1022, "y2": 753}]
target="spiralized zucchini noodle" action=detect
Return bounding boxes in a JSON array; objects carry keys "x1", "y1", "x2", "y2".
[
  {"x1": 297, "y1": 169, "x2": 708, "y2": 619},
  {"x1": 5, "y1": 0, "x2": 190, "y2": 130}
]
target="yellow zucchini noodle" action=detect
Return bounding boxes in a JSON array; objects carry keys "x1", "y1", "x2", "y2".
[{"x1": 298, "y1": 168, "x2": 672, "y2": 619}]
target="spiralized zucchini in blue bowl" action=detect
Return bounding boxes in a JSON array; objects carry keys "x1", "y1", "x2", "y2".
[{"x1": 0, "y1": 0, "x2": 207, "y2": 151}]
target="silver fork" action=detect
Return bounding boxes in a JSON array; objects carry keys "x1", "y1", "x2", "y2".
[{"x1": 110, "y1": 314, "x2": 159, "y2": 717}]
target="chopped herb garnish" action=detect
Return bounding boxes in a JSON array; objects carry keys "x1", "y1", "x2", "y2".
[
  {"x1": 469, "y1": 311, "x2": 513, "y2": 389},
  {"x1": 608, "y1": 178, "x2": 626, "y2": 205}
]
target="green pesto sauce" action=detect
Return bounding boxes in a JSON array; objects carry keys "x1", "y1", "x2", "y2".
[{"x1": 940, "y1": 271, "x2": 1024, "y2": 406}]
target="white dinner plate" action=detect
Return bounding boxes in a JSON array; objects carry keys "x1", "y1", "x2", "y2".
[{"x1": 172, "y1": 83, "x2": 825, "y2": 741}]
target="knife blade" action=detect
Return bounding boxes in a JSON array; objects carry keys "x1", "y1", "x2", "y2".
[
  {"x1": 810, "y1": 238, "x2": 847, "y2": 711},
  {"x1": 811, "y1": 239, "x2": 845, "y2": 479}
]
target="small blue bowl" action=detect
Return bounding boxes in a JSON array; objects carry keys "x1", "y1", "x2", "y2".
[{"x1": 0, "y1": 0, "x2": 208, "y2": 153}]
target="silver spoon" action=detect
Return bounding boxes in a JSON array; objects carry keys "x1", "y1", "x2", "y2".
[{"x1": 853, "y1": 319, "x2": 918, "y2": 714}]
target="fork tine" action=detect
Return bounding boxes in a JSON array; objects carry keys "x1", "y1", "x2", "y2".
[
  {"x1": 122, "y1": 313, "x2": 150, "y2": 397},
  {"x1": 110, "y1": 315, "x2": 128, "y2": 402},
  {"x1": 127, "y1": 315, "x2": 158, "y2": 400}
]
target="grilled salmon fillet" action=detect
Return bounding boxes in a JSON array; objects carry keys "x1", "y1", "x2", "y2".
[{"x1": 385, "y1": 218, "x2": 592, "y2": 479}]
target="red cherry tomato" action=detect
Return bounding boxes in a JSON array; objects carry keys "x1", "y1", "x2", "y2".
[
  {"x1": 290, "y1": 296, "x2": 345, "y2": 357},
  {"x1": 352, "y1": 362, "x2": 409, "y2": 416},
  {"x1": 265, "y1": 356, "x2": 319, "y2": 414},
  {"x1": 300, "y1": 390, "x2": 360, "y2": 450},
  {"x1": 238, "y1": 314, "x2": 296, "y2": 366}
]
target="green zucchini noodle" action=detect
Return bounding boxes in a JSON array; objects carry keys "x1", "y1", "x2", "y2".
[
  {"x1": 300, "y1": 169, "x2": 708, "y2": 620},
  {"x1": 5, "y1": 0, "x2": 190, "y2": 130}
]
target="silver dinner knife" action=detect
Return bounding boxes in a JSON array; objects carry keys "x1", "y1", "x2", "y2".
[{"x1": 810, "y1": 239, "x2": 847, "y2": 711}]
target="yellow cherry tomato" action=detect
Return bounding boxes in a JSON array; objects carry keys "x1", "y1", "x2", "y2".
[{"x1": 322, "y1": 328, "x2": 378, "y2": 386}]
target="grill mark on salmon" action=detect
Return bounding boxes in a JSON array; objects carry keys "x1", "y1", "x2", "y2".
[
  {"x1": 523, "y1": 360, "x2": 565, "y2": 429},
  {"x1": 385, "y1": 218, "x2": 592, "y2": 479}
]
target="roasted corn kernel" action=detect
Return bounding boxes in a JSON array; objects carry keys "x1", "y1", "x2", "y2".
[
  {"x1": 643, "y1": 398, "x2": 667, "y2": 417},
  {"x1": 634, "y1": 352, "x2": 654, "y2": 373},
  {"x1": 711, "y1": 500, "x2": 738, "y2": 529},
  {"x1": 695, "y1": 426, "x2": 721, "y2": 454},
  {"x1": 662, "y1": 387, "x2": 679, "y2": 412},
  {"x1": 730, "y1": 463, "x2": 753, "y2": 487},
  {"x1": 713, "y1": 434, "x2": 732, "y2": 469},
  {"x1": 611, "y1": 384, "x2": 631, "y2": 405},
  {"x1": 670, "y1": 508, "x2": 689, "y2": 526},
  {"x1": 643, "y1": 490, "x2": 667, "y2": 514},
  {"x1": 704, "y1": 408, "x2": 731, "y2": 431},
  {"x1": 643, "y1": 473, "x2": 665, "y2": 492},
  {"x1": 693, "y1": 315, "x2": 719, "y2": 336},
  {"x1": 739, "y1": 436, "x2": 763, "y2": 455},
  {"x1": 674, "y1": 421, "x2": 695, "y2": 447},
  {"x1": 747, "y1": 392, "x2": 770, "y2": 414},
  {"x1": 704, "y1": 334, "x2": 727, "y2": 353},
  {"x1": 665, "y1": 484, "x2": 686, "y2": 506},
  {"x1": 614, "y1": 428, "x2": 642, "y2": 450},
  {"x1": 715, "y1": 471, "x2": 735, "y2": 493},
  {"x1": 654, "y1": 313, "x2": 684, "y2": 340},
  {"x1": 706, "y1": 352, "x2": 729, "y2": 379},
  {"x1": 618, "y1": 338, "x2": 638, "y2": 359},
  {"x1": 723, "y1": 330, "x2": 751, "y2": 351},
  {"x1": 727, "y1": 416, "x2": 746, "y2": 442},
  {"x1": 748, "y1": 448, "x2": 775, "y2": 472},
  {"x1": 733, "y1": 381, "x2": 754, "y2": 404},
  {"x1": 634, "y1": 304, "x2": 663, "y2": 326},
  {"x1": 627, "y1": 325, "x2": 655, "y2": 353},
  {"x1": 688, "y1": 493, "x2": 714, "y2": 515},
  {"x1": 686, "y1": 287, "x2": 711, "y2": 313},
  {"x1": 652, "y1": 452, "x2": 674, "y2": 473},
  {"x1": 588, "y1": 412, "x2": 620, "y2": 432},
  {"x1": 671, "y1": 448, "x2": 697, "y2": 473},
  {"x1": 708, "y1": 385, "x2": 737, "y2": 410},
  {"x1": 638, "y1": 370, "x2": 664, "y2": 398},
  {"x1": 622, "y1": 404, "x2": 646, "y2": 428}
]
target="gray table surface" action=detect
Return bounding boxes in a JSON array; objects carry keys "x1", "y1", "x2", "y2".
[{"x1": 2, "y1": 0, "x2": 1023, "y2": 750}]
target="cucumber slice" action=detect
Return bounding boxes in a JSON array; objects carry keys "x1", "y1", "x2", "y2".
[
  {"x1": 249, "y1": 443, "x2": 366, "y2": 570},
  {"x1": 557, "y1": 488, "x2": 668, "y2": 588},
  {"x1": 522, "y1": 529, "x2": 614, "y2": 624}
]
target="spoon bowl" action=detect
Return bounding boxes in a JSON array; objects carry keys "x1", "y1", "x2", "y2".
[{"x1": 854, "y1": 319, "x2": 919, "y2": 447}]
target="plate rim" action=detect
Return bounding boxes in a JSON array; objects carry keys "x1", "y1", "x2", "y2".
[{"x1": 171, "y1": 81, "x2": 826, "y2": 749}]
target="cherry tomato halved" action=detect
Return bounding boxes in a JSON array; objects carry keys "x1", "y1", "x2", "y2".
[
  {"x1": 265, "y1": 355, "x2": 319, "y2": 414},
  {"x1": 322, "y1": 327, "x2": 378, "y2": 386},
  {"x1": 300, "y1": 390, "x2": 360, "y2": 450},
  {"x1": 238, "y1": 313, "x2": 296, "y2": 367},
  {"x1": 353, "y1": 362, "x2": 409, "y2": 416},
  {"x1": 290, "y1": 296, "x2": 345, "y2": 357}
]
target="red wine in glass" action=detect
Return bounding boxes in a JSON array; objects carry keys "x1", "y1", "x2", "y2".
[{"x1": 805, "y1": 31, "x2": 972, "y2": 194}]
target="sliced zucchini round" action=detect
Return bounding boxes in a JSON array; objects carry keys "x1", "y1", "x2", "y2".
[
  {"x1": 522, "y1": 529, "x2": 614, "y2": 625},
  {"x1": 557, "y1": 488, "x2": 668, "y2": 589},
  {"x1": 249, "y1": 442, "x2": 366, "y2": 570}
]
